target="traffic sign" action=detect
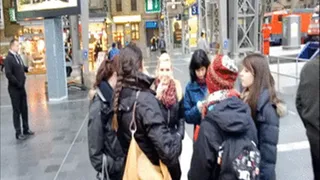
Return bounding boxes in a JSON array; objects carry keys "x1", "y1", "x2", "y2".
[
  {"x1": 145, "y1": 0, "x2": 161, "y2": 13},
  {"x1": 191, "y1": 4, "x2": 198, "y2": 15}
]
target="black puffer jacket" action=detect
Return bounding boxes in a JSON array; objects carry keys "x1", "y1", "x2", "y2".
[
  {"x1": 158, "y1": 99, "x2": 185, "y2": 139},
  {"x1": 117, "y1": 73, "x2": 182, "y2": 169},
  {"x1": 188, "y1": 97, "x2": 258, "y2": 180},
  {"x1": 88, "y1": 81, "x2": 124, "y2": 180}
]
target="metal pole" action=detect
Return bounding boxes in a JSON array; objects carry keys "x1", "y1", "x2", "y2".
[
  {"x1": 69, "y1": 15, "x2": 79, "y2": 65},
  {"x1": 277, "y1": 57, "x2": 280, "y2": 92},
  {"x1": 80, "y1": 0, "x2": 90, "y2": 87}
]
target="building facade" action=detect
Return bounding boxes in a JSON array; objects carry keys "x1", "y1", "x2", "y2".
[
  {"x1": 273, "y1": 0, "x2": 318, "y2": 10},
  {"x1": 110, "y1": 0, "x2": 160, "y2": 56}
]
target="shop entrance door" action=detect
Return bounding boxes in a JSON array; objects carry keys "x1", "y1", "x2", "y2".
[{"x1": 146, "y1": 29, "x2": 156, "y2": 47}]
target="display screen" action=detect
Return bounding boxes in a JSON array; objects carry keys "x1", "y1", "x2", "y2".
[{"x1": 15, "y1": 0, "x2": 81, "y2": 20}]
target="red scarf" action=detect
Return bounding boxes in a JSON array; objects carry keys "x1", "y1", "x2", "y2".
[{"x1": 155, "y1": 78, "x2": 177, "y2": 109}]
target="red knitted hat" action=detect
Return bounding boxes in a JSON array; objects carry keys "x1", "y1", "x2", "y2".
[{"x1": 206, "y1": 55, "x2": 238, "y2": 94}]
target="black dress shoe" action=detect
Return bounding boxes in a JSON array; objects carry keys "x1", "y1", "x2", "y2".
[
  {"x1": 16, "y1": 134, "x2": 26, "y2": 140},
  {"x1": 23, "y1": 130, "x2": 35, "y2": 136}
]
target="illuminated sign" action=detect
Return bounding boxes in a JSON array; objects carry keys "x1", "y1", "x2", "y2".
[{"x1": 15, "y1": 0, "x2": 81, "y2": 20}]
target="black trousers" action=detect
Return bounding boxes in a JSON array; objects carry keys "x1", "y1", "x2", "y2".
[
  {"x1": 306, "y1": 126, "x2": 320, "y2": 180},
  {"x1": 8, "y1": 87, "x2": 29, "y2": 135}
]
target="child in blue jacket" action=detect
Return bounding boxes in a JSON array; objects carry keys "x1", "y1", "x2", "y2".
[{"x1": 184, "y1": 49, "x2": 210, "y2": 139}]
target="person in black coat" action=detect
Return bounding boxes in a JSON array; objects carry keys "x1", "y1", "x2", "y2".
[
  {"x1": 154, "y1": 53, "x2": 184, "y2": 180},
  {"x1": 112, "y1": 44, "x2": 183, "y2": 179},
  {"x1": 296, "y1": 58, "x2": 319, "y2": 180},
  {"x1": 189, "y1": 54, "x2": 258, "y2": 180},
  {"x1": 88, "y1": 56, "x2": 123, "y2": 180},
  {"x1": 4, "y1": 39, "x2": 34, "y2": 140},
  {"x1": 240, "y1": 54, "x2": 286, "y2": 180}
]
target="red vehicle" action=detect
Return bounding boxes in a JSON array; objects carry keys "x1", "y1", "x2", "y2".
[
  {"x1": 263, "y1": 9, "x2": 314, "y2": 45},
  {"x1": 307, "y1": 11, "x2": 320, "y2": 42}
]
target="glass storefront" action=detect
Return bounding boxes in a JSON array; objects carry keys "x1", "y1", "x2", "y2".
[{"x1": 18, "y1": 26, "x2": 46, "y2": 74}]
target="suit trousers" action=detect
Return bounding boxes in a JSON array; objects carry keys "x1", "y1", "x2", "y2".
[{"x1": 8, "y1": 86, "x2": 29, "y2": 134}]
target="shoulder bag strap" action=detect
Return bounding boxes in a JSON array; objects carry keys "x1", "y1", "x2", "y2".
[{"x1": 129, "y1": 91, "x2": 140, "y2": 135}]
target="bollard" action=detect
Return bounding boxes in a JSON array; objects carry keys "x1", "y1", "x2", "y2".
[{"x1": 262, "y1": 24, "x2": 271, "y2": 55}]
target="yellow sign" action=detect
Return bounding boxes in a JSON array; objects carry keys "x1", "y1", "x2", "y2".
[{"x1": 185, "y1": 0, "x2": 196, "y2": 6}]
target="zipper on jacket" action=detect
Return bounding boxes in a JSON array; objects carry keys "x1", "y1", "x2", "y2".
[{"x1": 167, "y1": 110, "x2": 170, "y2": 124}]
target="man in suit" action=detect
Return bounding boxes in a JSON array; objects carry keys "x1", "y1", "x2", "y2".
[{"x1": 4, "y1": 39, "x2": 35, "y2": 140}]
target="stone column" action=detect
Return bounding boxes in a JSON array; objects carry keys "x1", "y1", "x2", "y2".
[{"x1": 44, "y1": 18, "x2": 68, "y2": 101}]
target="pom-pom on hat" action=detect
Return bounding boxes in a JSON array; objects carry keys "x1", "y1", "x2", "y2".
[{"x1": 206, "y1": 55, "x2": 238, "y2": 94}]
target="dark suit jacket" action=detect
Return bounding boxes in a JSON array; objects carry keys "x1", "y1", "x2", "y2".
[
  {"x1": 4, "y1": 52, "x2": 29, "y2": 89},
  {"x1": 296, "y1": 58, "x2": 320, "y2": 140}
]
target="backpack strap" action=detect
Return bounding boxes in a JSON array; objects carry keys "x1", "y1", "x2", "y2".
[
  {"x1": 129, "y1": 91, "x2": 140, "y2": 135},
  {"x1": 96, "y1": 88, "x2": 107, "y2": 103}
]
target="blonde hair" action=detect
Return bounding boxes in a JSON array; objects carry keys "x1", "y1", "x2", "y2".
[
  {"x1": 155, "y1": 53, "x2": 183, "y2": 101},
  {"x1": 156, "y1": 53, "x2": 173, "y2": 77}
]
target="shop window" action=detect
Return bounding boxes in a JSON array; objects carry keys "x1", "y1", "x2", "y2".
[
  {"x1": 131, "y1": 23, "x2": 139, "y2": 40},
  {"x1": 116, "y1": 0, "x2": 122, "y2": 12},
  {"x1": 131, "y1": 0, "x2": 137, "y2": 11}
]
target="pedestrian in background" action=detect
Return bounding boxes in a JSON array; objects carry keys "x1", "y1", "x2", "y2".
[
  {"x1": 296, "y1": 58, "x2": 319, "y2": 180},
  {"x1": 184, "y1": 49, "x2": 210, "y2": 140},
  {"x1": 112, "y1": 44, "x2": 182, "y2": 178},
  {"x1": 4, "y1": 39, "x2": 34, "y2": 140},
  {"x1": 189, "y1": 55, "x2": 258, "y2": 180},
  {"x1": 154, "y1": 53, "x2": 184, "y2": 180},
  {"x1": 197, "y1": 32, "x2": 209, "y2": 54},
  {"x1": 239, "y1": 53, "x2": 287, "y2": 180},
  {"x1": 108, "y1": 42, "x2": 120, "y2": 61}
]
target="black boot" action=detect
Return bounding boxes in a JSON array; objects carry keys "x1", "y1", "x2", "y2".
[
  {"x1": 16, "y1": 134, "x2": 26, "y2": 140},
  {"x1": 23, "y1": 130, "x2": 35, "y2": 136}
]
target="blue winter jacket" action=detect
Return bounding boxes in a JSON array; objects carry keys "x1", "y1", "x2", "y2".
[
  {"x1": 183, "y1": 81, "x2": 207, "y2": 125},
  {"x1": 255, "y1": 89, "x2": 280, "y2": 180}
]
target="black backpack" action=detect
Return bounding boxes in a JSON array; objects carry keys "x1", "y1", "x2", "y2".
[
  {"x1": 217, "y1": 136, "x2": 260, "y2": 180},
  {"x1": 88, "y1": 88, "x2": 124, "y2": 179}
]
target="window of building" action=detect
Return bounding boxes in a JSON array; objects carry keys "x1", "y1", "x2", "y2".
[
  {"x1": 131, "y1": 23, "x2": 140, "y2": 40},
  {"x1": 131, "y1": 0, "x2": 137, "y2": 11},
  {"x1": 116, "y1": 0, "x2": 122, "y2": 12}
]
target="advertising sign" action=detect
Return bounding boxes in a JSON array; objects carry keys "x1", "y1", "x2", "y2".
[
  {"x1": 9, "y1": 8, "x2": 16, "y2": 22},
  {"x1": 145, "y1": 0, "x2": 160, "y2": 13},
  {"x1": 15, "y1": 0, "x2": 81, "y2": 20}
]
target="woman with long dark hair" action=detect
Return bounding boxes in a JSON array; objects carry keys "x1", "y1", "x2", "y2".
[
  {"x1": 184, "y1": 49, "x2": 210, "y2": 140},
  {"x1": 112, "y1": 44, "x2": 182, "y2": 178},
  {"x1": 239, "y1": 53, "x2": 287, "y2": 180},
  {"x1": 88, "y1": 56, "x2": 124, "y2": 180}
]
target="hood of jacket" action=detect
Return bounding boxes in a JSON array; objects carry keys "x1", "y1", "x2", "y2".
[
  {"x1": 257, "y1": 89, "x2": 287, "y2": 117},
  {"x1": 206, "y1": 96, "x2": 254, "y2": 135},
  {"x1": 123, "y1": 72, "x2": 156, "y2": 91}
]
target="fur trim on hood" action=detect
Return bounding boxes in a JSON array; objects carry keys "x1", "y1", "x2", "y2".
[
  {"x1": 275, "y1": 101, "x2": 287, "y2": 117},
  {"x1": 88, "y1": 89, "x2": 96, "y2": 101}
]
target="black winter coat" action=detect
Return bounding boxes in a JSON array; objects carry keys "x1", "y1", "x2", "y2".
[
  {"x1": 255, "y1": 89, "x2": 282, "y2": 180},
  {"x1": 188, "y1": 97, "x2": 258, "y2": 180},
  {"x1": 158, "y1": 99, "x2": 185, "y2": 138},
  {"x1": 117, "y1": 73, "x2": 182, "y2": 170},
  {"x1": 88, "y1": 81, "x2": 124, "y2": 180}
]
